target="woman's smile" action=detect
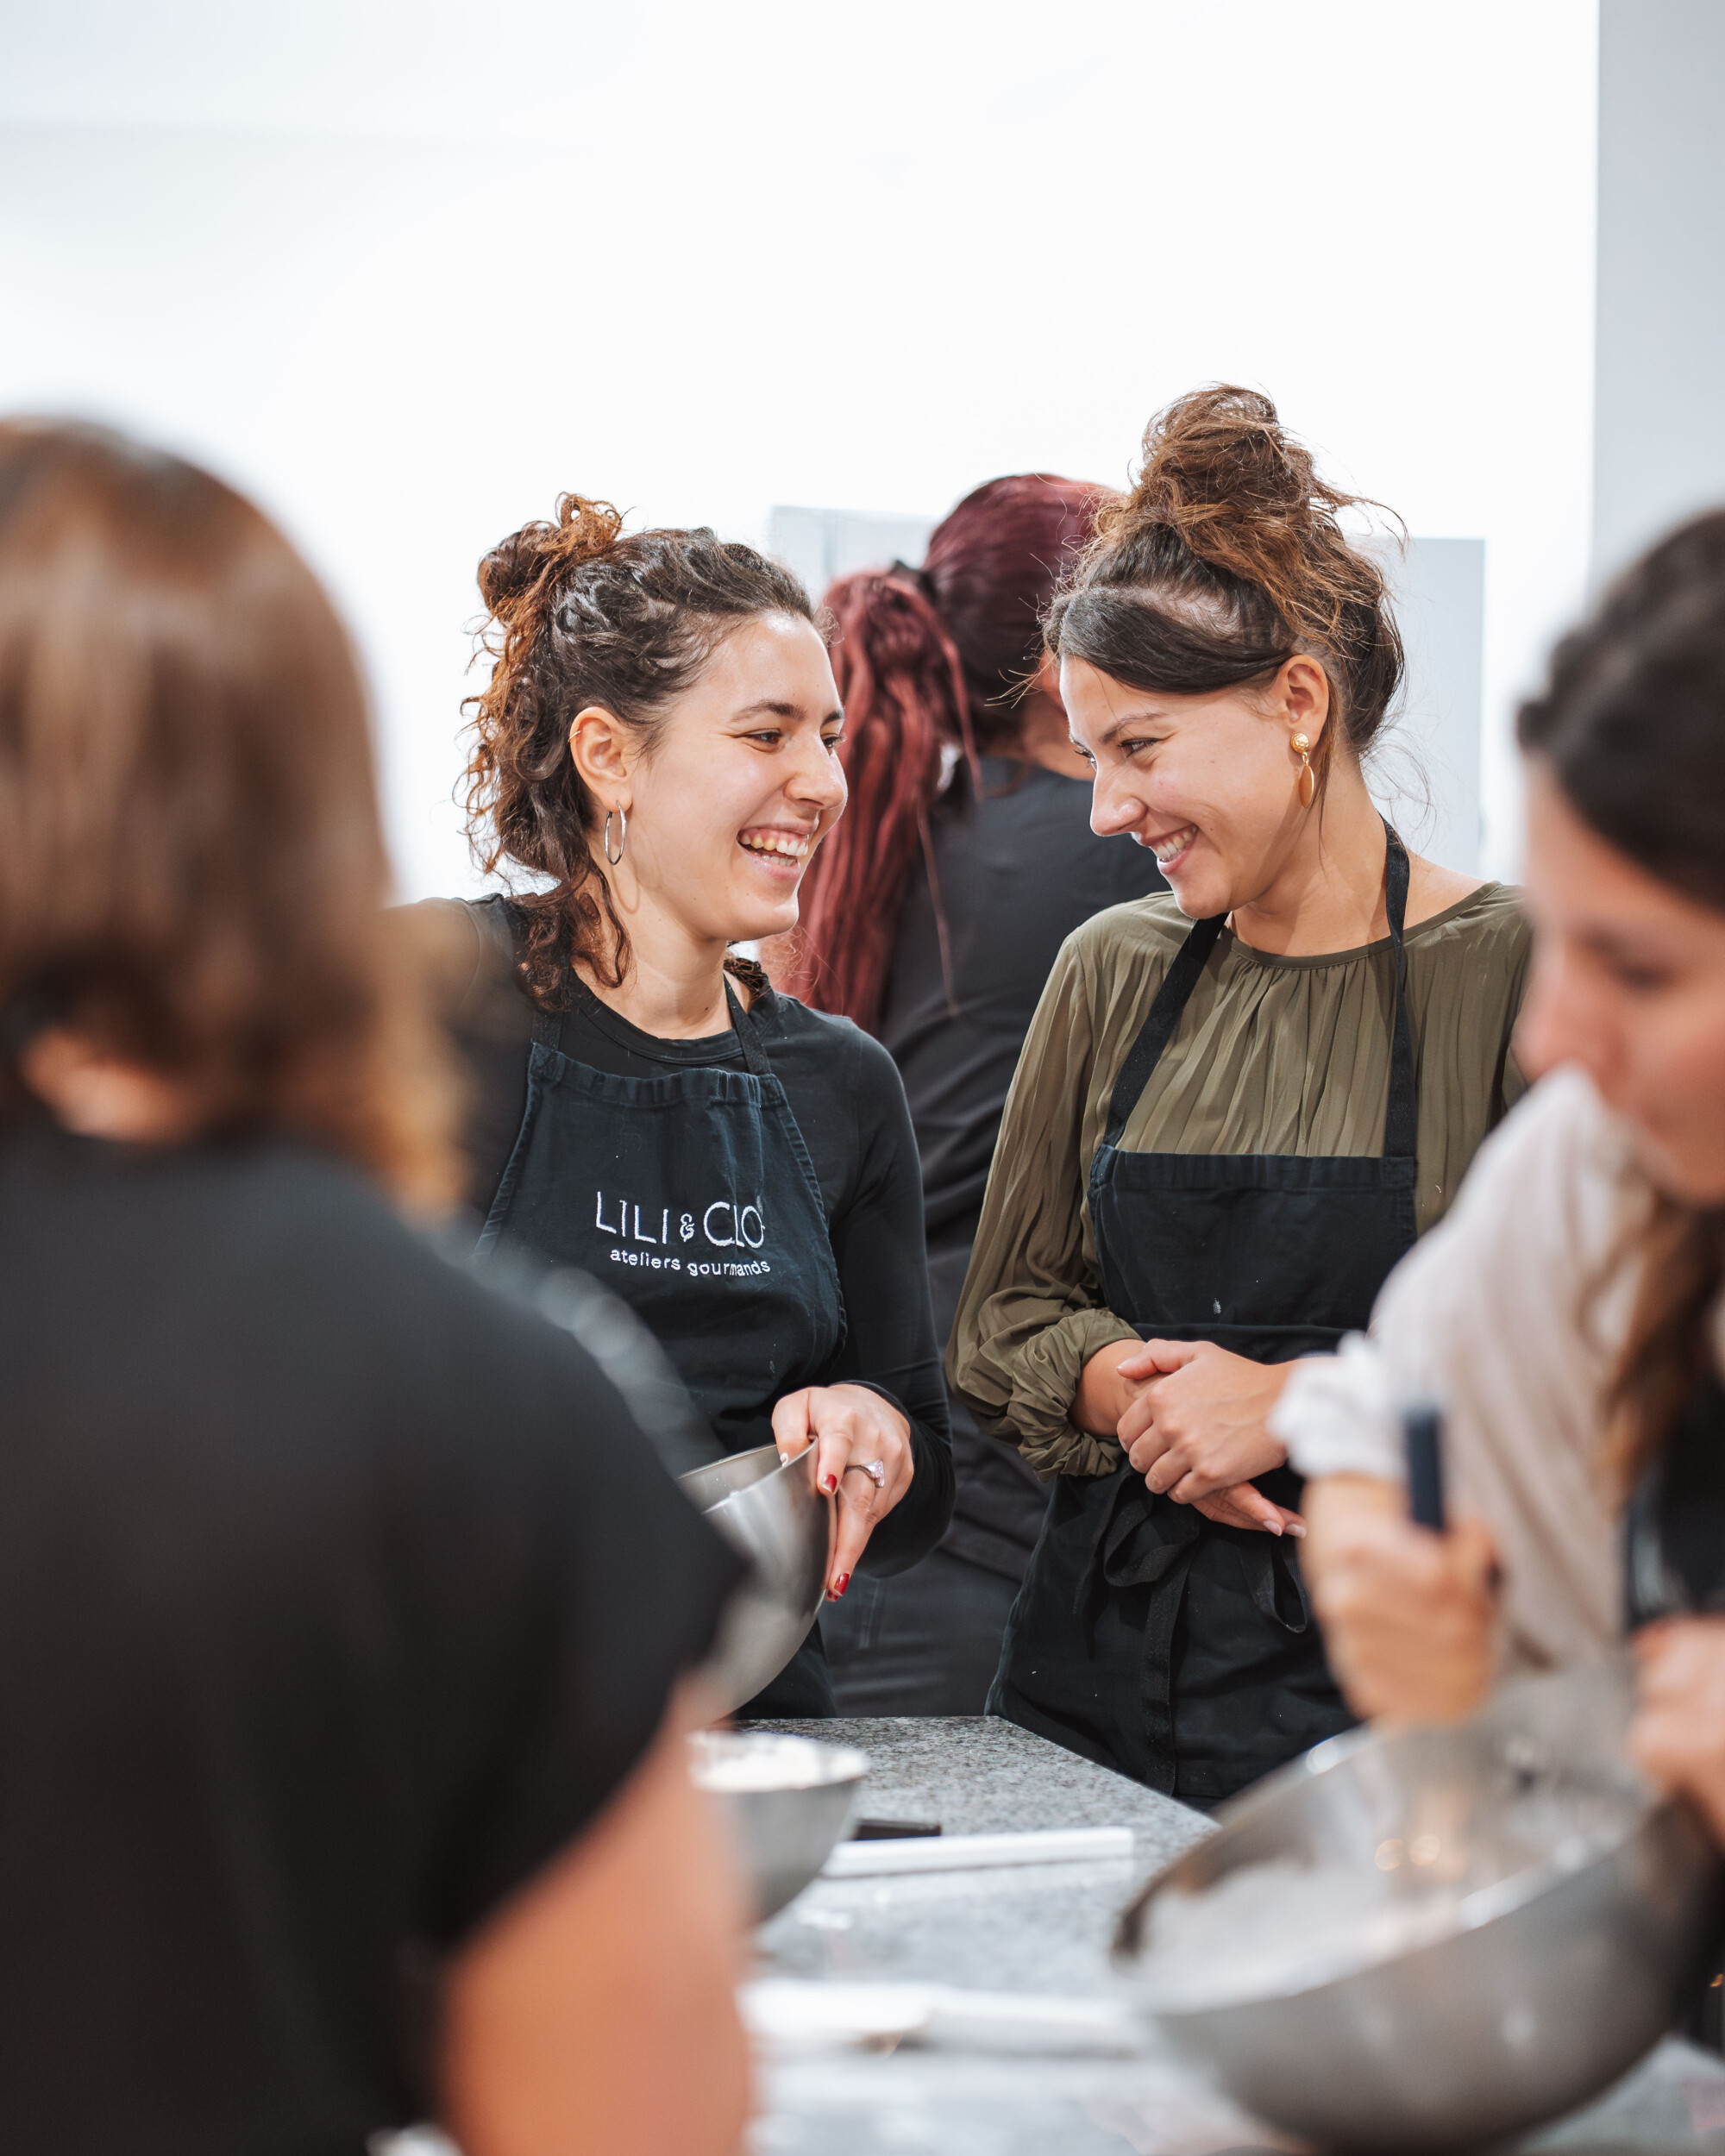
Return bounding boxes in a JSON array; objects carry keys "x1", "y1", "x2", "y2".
[
  {"x1": 1146, "y1": 822, "x2": 1198, "y2": 871},
  {"x1": 737, "y1": 822, "x2": 819, "y2": 878}
]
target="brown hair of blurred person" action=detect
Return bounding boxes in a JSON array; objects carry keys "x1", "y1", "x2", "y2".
[{"x1": 0, "y1": 421, "x2": 459, "y2": 1209}]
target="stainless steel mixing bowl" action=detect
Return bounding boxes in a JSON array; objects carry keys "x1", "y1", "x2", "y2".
[
  {"x1": 690, "y1": 1729, "x2": 869, "y2": 1920},
  {"x1": 680, "y1": 1443, "x2": 832, "y2": 1714},
  {"x1": 1115, "y1": 1662, "x2": 1724, "y2": 2151}
]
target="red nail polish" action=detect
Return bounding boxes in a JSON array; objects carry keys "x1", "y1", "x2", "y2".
[
  {"x1": 832, "y1": 1572, "x2": 850, "y2": 1597},
  {"x1": 821, "y1": 1473, "x2": 838, "y2": 1495}
]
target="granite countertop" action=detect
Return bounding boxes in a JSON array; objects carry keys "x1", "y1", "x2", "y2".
[{"x1": 741, "y1": 1714, "x2": 1725, "y2": 2156}]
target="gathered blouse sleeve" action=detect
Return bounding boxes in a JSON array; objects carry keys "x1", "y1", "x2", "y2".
[{"x1": 946, "y1": 919, "x2": 1154, "y2": 1479}]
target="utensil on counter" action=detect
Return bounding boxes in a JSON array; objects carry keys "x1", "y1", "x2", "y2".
[
  {"x1": 825, "y1": 1825, "x2": 1134, "y2": 1879},
  {"x1": 741, "y1": 1978, "x2": 1141, "y2": 2056},
  {"x1": 679, "y1": 1442, "x2": 832, "y2": 1714},
  {"x1": 690, "y1": 1729, "x2": 867, "y2": 1921},
  {"x1": 1113, "y1": 1660, "x2": 1725, "y2": 2152}
]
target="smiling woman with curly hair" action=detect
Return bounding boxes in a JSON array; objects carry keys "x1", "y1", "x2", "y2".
[{"x1": 436, "y1": 486, "x2": 954, "y2": 1715}]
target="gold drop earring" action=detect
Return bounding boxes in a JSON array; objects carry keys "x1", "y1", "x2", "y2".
[{"x1": 1291, "y1": 732, "x2": 1315, "y2": 809}]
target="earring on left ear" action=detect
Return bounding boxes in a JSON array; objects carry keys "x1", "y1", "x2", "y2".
[{"x1": 1291, "y1": 732, "x2": 1315, "y2": 809}]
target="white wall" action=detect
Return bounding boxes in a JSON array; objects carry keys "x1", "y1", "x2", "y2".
[{"x1": 0, "y1": 0, "x2": 1597, "y2": 896}]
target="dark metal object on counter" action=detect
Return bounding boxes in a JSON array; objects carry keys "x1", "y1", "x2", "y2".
[
  {"x1": 690, "y1": 1729, "x2": 868, "y2": 1921},
  {"x1": 1402, "y1": 1396, "x2": 1447, "y2": 1532},
  {"x1": 680, "y1": 1443, "x2": 833, "y2": 1714},
  {"x1": 1114, "y1": 1662, "x2": 1725, "y2": 2152},
  {"x1": 854, "y1": 1819, "x2": 942, "y2": 1839}
]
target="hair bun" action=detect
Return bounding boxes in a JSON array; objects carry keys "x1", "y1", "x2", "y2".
[
  {"x1": 1126, "y1": 385, "x2": 1315, "y2": 545},
  {"x1": 1088, "y1": 383, "x2": 1386, "y2": 649},
  {"x1": 477, "y1": 492, "x2": 624, "y2": 618}
]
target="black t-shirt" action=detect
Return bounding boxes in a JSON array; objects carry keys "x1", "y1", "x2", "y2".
[
  {"x1": 435, "y1": 899, "x2": 954, "y2": 1584},
  {"x1": 876, "y1": 756, "x2": 1166, "y2": 1576},
  {"x1": 0, "y1": 1123, "x2": 740, "y2": 2156}
]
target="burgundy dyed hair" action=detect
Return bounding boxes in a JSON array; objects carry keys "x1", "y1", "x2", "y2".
[{"x1": 777, "y1": 473, "x2": 1107, "y2": 1031}]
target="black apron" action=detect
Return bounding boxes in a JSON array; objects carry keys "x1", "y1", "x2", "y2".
[
  {"x1": 475, "y1": 963, "x2": 847, "y2": 1714},
  {"x1": 991, "y1": 825, "x2": 1421, "y2": 1807}
]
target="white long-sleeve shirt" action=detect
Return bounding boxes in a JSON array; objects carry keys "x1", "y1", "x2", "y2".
[{"x1": 1271, "y1": 1066, "x2": 1725, "y2": 1675}]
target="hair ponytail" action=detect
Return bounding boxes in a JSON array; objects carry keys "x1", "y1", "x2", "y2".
[
  {"x1": 776, "y1": 568, "x2": 974, "y2": 1029},
  {"x1": 777, "y1": 473, "x2": 1105, "y2": 1031}
]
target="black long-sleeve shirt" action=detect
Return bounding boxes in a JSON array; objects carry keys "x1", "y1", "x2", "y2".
[
  {"x1": 875, "y1": 756, "x2": 1165, "y2": 1576},
  {"x1": 427, "y1": 898, "x2": 954, "y2": 1584}
]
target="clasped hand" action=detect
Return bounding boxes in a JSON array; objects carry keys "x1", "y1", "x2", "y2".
[
  {"x1": 1091, "y1": 1337, "x2": 1302, "y2": 1536},
  {"x1": 772, "y1": 1383, "x2": 913, "y2": 1601}
]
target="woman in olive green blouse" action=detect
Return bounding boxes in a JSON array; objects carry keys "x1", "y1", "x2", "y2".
[{"x1": 949, "y1": 387, "x2": 1529, "y2": 1806}]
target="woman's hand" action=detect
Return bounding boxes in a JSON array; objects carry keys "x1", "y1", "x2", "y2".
[
  {"x1": 1119, "y1": 1338, "x2": 1293, "y2": 1499},
  {"x1": 1302, "y1": 1475, "x2": 1499, "y2": 1722},
  {"x1": 1074, "y1": 1338, "x2": 1302, "y2": 1535},
  {"x1": 1630, "y1": 1619, "x2": 1725, "y2": 1846},
  {"x1": 1190, "y1": 1484, "x2": 1307, "y2": 1536},
  {"x1": 772, "y1": 1383, "x2": 913, "y2": 1601}
]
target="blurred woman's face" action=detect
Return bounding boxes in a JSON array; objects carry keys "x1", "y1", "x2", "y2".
[
  {"x1": 1519, "y1": 761, "x2": 1725, "y2": 1204},
  {"x1": 1061, "y1": 653, "x2": 1326, "y2": 919},
  {"x1": 580, "y1": 612, "x2": 847, "y2": 950}
]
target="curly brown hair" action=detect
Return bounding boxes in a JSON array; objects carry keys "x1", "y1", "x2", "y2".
[
  {"x1": 1045, "y1": 385, "x2": 1405, "y2": 798},
  {"x1": 0, "y1": 420, "x2": 460, "y2": 1211},
  {"x1": 461, "y1": 493, "x2": 819, "y2": 1007}
]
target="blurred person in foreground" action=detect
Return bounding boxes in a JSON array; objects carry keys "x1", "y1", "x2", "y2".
[
  {"x1": 776, "y1": 476, "x2": 1165, "y2": 1713},
  {"x1": 1276, "y1": 510, "x2": 1725, "y2": 1849},
  {"x1": 0, "y1": 420, "x2": 750, "y2": 2156}
]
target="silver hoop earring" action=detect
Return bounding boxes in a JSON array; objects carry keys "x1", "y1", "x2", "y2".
[{"x1": 603, "y1": 807, "x2": 627, "y2": 866}]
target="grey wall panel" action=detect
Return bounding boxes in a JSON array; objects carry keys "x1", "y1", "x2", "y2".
[
  {"x1": 1370, "y1": 537, "x2": 1486, "y2": 877},
  {"x1": 768, "y1": 506, "x2": 938, "y2": 607},
  {"x1": 1594, "y1": 0, "x2": 1725, "y2": 583}
]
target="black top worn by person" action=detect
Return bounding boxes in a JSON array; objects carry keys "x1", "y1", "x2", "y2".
[
  {"x1": 0, "y1": 1123, "x2": 741, "y2": 2156},
  {"x1": 875, "y1": 755, "x2": 1165, "y2": 1579},
  {"x1": 441, "y1": 898, "x2": 955, "y2": 1713}
]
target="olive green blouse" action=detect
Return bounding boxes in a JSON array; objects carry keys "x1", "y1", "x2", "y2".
[{"x1": 947, "y1": 885, "x2": 1532, "y2": 1479}]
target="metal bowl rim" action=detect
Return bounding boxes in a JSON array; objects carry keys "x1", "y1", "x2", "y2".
[
  {"x1": 1116, "y1": 1687, "x2": 1683, "y2": 2005},
  {"x1": 681, "y1": 1439, "x2": 812, "y2": 1504},
  {"x1": 690, "y1": 1729, "x2": 870, "y2": 1793},
  {"x1": 1124, "y1": 1789, "x2": 1687, "y2": 2018}
]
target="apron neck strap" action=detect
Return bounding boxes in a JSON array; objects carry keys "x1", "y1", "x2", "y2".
[
  {"x1": 1380, "y1": 819, "x2": 1416, "y2": 1162},
  {"x1": 1102, "y1": 912, "x2": 1225, "y2": 1149},
  {"x1": 724, "y1": 977, "x2": 776, "y2": 1081},
  {"x1": 1102, "y1": 818, "x2": 1417, "y2": 1160}
]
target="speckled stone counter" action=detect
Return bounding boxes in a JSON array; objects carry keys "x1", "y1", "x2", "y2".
[
  {"x1": 739, "y1": 1715, "x2": 1725, "y2": 2156},
  {"x1": 747, "y1": 1713, "x2": 1210, "y2": 1849}
]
